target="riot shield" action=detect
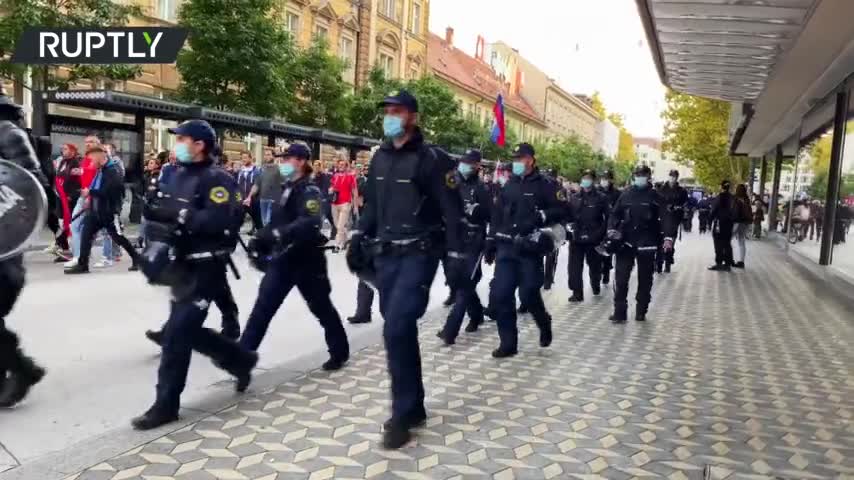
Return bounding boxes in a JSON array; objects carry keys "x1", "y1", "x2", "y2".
[{"x1": 0, "y1": 159, "x2": 48, "y2": 261}]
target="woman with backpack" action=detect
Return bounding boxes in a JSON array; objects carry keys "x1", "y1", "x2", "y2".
[{"x1": 733, "y1": 184, "x2": 752, "y2": 269}]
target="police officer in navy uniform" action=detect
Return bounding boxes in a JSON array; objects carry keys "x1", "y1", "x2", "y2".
[
  {"x1": 0, "y1": 90, "x2": 48, "y2": 407},
  {"x1": 346, "y1": 89, "x2": 467, "y2": 449},
  {"x1": 655, "y1": 169, "x2": 688, "y2": 273},
  {"x1": 597, "y1": 169, "x2": 621, "y2": 285},
  {"x1": 132, "y1": 120, "x2": 257, "y2": 430},
  {"x1": 485, "y1": 143, "x2": 566, "y2": 358},
  {"x1": 542, "y1": 168, "x2": 564, "y2": 291},
  {"x1": 437, "y1": 149, "x2": 491, "y2": 345},
  {"x1": 483, "y1": 162, "x2": 512, "y2": 321},
  {"x1": 607, "y1": 165, "x2": 674, "y2": 324},
  {"x1": 238, "y1": 144, "x2": 349, "y2": 375},
  {"x1": 567, "y1": 169, "x2": 609, "y2": 302}
]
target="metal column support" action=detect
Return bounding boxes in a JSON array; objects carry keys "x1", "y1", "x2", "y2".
[
  {"x1": 267, "y1": 135, "x2": 275, "y2": 147},
  {"x1": 759, "y1": 155, "x2": 768, "y2": 198},
  {"x1": 819, "y1": 89, "x2": 849, "y2": 265},
  {"x1": 129, "y1": 112, "x2": 147, "y2": 224},
  {"x1": 768, "y1": 146, "x2": 784, "y2": 231},
  {"x1": 349, "y1": 147, "x2": 358, "y2": 163},
  {"x1": 31, "y1": 91, "x2": 48, "y2": 137}
]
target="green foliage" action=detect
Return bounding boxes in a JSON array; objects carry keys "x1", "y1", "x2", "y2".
[
  {"x1": 0, "y1": 0, "x2": 142, "y2": 90},
  {"x1": 176, "y1": 0, "x2": 297, "y2": 118},
  {"x1": 534, "y1": 135, "x2": 608, "y2": 180},
  {"x1": 288, "y1": 38, "x2": 351, "y2": 131},
  {"x1": 662, "y1": 89, "x2": 750, "y2": 189},
  {"x1": 590, "y1": 91, "x2": 606, "y2": 121}
]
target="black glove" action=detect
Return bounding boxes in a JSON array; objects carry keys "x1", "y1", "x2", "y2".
[
  {"x1": 444, "y1": 253, "x2": 470, "y2": 289},
  {"x1": 254, "y1": 227, "x2": 280, "y2": 252},
  {"x1": 346, "y1": 233, "x2": 368, "y2": 273},
  {"x1": 483, "y1": 238, "x2": 497, "y2": 265},
  {"x1": 246, "y1": 238, "x2": 270, "y2": 272},
  {"x1": 143, "y1": 203, "x2": 182, "y2": 224}
]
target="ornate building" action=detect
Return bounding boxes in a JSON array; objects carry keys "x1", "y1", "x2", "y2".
[{"x1": 367, "y1": 0, "x2": 429, "y2": 82}]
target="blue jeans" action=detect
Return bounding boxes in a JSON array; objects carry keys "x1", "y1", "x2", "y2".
[
  {"x1": 260, "y1": 199, "x2": 275, "y2": 226},
  {"x1": 70, "y1": 198, "x2": 86, "y2": 257}
]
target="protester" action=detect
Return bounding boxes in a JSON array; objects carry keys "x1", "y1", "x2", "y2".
[
  {"x1": 311, "y1": 160, "x2": 336, "y2": 239},
  {"x1": 752, "y1": 194, "x2": 765, "y2": 239},
  {"x1": 709, "y1": 181, "x2": 735, "y2": 271},
  {"x1": 52, "y1": 143, "x2": 82, "y2": 261},
  {"x1": 329, "y1": 155, "x2": 357, "y2": 248},
  {"x1": 733, "y1": 184, "x2": 752, "y2": 269},
  {"x1": 237, "y1": 151, "x2": 262, "y2": 234},
  {"x1": 64, "y1": 135, "x2": 101, "y2": 269},
  {"x1": 248, "y1": 148, "x2": 283, "y2": 226}
]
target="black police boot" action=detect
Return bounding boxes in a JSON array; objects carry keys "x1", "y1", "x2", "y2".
[
  {"x1": 322, "y1": 355, "x2": 348, "y2": 371},
  {"x1": 383, "y1": 411, "x2": 427, "y2": 432},
  {"x1": 539, "y1": 318, "x2": 553, "y2": 348},
  {"x1": 491, "y1": 346, "x2": 518, "y2": 358},
  {"x1": 145, "y1": 329, "x2": 164, "y2": 346},
  {"x1": 636, "y1": 310, "x2": 647, "y2": 322},
  {"x1": 436, "y1": 330, "x2": 455, "y2": 346},
  {"x1": 442, "y1": 291, "x2": 455, "y2": 307},
  {"x1": 655, "y1": 264, "x2": 663, "y2": 274},
  {"x1": 592, "y1": 285, "x2": 601, "y2": 296},
  {"x1": 382, "y1": 424, "x2": 412, "y2": 450},
  {"x1": 734, "y1": 261, "x2": 745, "y2": 269},
  {"x1": 601, "y1": 271, "x2": 610, "y2": 285},
  {"x1": 221, "y1": 351, "x2": 258, "y2": 393},
  {"x1": 664, "y1": 263, "x2": 671, "y2": 273},
  {"x1": 128, "y1": 263, "x2": 140, "y2": 272},
  {"x1": 568, "y1": 292, "x2": 584, "y2": 303},
  {"x1": 517, "y1": 304, "x2": 529, "y2": 314},
  {"x1": 609, "y1": 308, "x2": 628, "y2": 324},
  {"x1": 221, "y1": 326, "x2": 240, "y2": 341},
  {"x1": 64, "y1": 264, "x2": 90, "y2": 275},
  {"x1": 0, "y1": 352, "x2": 46, "y2": 408},
  {"x1": 131, "y1": 405, "x2": 179, "y2": 431},
  {"x1": 484, "y1": 306, "x2": 496, "y2": 321},
  {"x1": 464, "y1": 320, "x2": 481, "y2": 333},
  {"x1": 347, "y1": 314, "x2": 372, "y2": 324}
]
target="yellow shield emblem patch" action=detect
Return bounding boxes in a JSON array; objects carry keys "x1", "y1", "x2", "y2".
[
  {"x1": 556, "y1": 189, "x2": 567, "y2": 201},
  {"x1": 305, "y1": 199, "x2": 321, "y2": 215},
  {"x1": 445, "y1": 171, "x2": 458, "y2": 189},
  {"x1": 209, "y1": 186, "x2": 230, "y2": 204}
]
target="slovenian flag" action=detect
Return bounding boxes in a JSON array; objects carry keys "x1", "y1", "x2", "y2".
[{"x1": 490, "y1": 94, "x2": 506, "y2": 147}]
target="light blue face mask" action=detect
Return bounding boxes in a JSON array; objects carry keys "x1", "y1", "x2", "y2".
[
  {"x1": 175, "y1": 142, "x2": 193, "y2": 164},
  {"x1": 580, "y1": 178, "x2": 593, "y2": 189},
  {"x1": 634, "y1": 176, "x2": 649, "y2": 188},
  {"x1": 512, "y1": 161, "x2": 525, "y2": 176},
  {"x1": 383, "y1": 115, "x2": 405, "y2": 138},
  {"x1": 457, "y1": 162, "x2": 474, "y2": 177},
  {"x1": 279, "y1": 162, "x2": 295, "y2": 177}
]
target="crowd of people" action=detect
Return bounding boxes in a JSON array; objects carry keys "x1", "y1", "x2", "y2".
[{"x1": 3, "y1": 87, "x2": 832, "y2": 453}]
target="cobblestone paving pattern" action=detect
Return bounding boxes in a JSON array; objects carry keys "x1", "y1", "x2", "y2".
[{"x1": 68, "y1": 240, "x2": 854, "y2": 479}]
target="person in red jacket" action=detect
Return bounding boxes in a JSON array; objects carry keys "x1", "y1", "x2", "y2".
[{"x1": 64, "y1": 135, "x2": 107, "y2": 269}]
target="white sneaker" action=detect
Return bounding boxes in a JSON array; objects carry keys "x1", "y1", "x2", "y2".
[
  {"x1": 43, "y1": 245, "x2": 57, "y2": 254},
  {"x1": 64, "y1": 258, "x2": 78, "y2": 268},
  {"x1": 94, "y1": 260, "x2": 114, "y2": 268}
]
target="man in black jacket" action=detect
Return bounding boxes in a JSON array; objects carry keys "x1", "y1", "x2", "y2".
[
  {"x1": 567, "y1": 169, "x2": 609, "y2": 302},
  {"x1": 709, "y1": 180, "x2": 735, "y2": 271},
  {"x1": 66, "y1": 147, "x2": 140, "y2": 274}
]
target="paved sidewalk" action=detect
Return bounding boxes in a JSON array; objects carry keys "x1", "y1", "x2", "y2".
[{"x1": 35, "y1": 239, "x2": 854, "y2": 479}]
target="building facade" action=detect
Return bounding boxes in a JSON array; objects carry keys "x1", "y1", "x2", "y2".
[
  {"x1": 594, "y1": 119, "x2": 619, "y2": 159},
  {"x1": 634, "y1": 137, "x2": 694, "y2": 183},
  {"x1": 365, "y1": 0, "x2": 429, "y2": 83},
  {"x1": 428, "y1": 29, "x2": 548, "y2": 146},
  {"x1": 485, "y1": 41, "x2": 599, "y2": 145}
]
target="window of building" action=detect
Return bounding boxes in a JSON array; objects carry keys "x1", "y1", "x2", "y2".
[
  {"x1": 411, "y1": 2, "x2": 422, "y2": 34},
  {"x1": 158, "y1": 0, "x2": 179, "y2": 22},
  {"x1": 379, "y1": 52, "x2": 395, "y2": 78},
  {"x1": 381, "y1": 0, "x2": 395, "y2": 18},
  {"x1": 314, "y1": 24, "x2": 328, "y2": 40},
  {"x1": 286, "y1": 12, "x2": 300, "y2": 37},
  {"x1": 339, "y1": 36, "x2": 354, "y2": 65},
  {"x1": 409, "y1": 65, "x2": 420, "y2": 79}
]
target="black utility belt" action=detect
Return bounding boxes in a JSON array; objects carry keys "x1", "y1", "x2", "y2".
[{"x1": 372, "y1": 237, "x2": 438, "y2": 256}]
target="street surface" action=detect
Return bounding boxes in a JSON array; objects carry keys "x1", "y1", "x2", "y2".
[{"x1": 1, "y1": 232, "x2": 853, "y2": 480}]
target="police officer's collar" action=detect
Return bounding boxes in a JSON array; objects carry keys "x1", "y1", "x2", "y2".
[
  {"x1": 184, "y1": 155, "x2": 214, "y2": 169},
  {"x1": 380, "y1": 126, "x2": 425, "y2": 152},
  {"x1": 519, "y1": 166, "x2": 542, "y2": 182},
  {"x1": 286, "y1": 173, "x2": 310, "y2": 188}
]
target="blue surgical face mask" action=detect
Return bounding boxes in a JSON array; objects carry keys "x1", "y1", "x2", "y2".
[
  {"x1": 580, "y1": 178, "x2": 593, "y2": 189},
  {"x1": 600, "y1": 179, "x2": 611, "y2": 188},
  {"x1": 634, "y1": 176, "x2": 649, "y2": 188},
  {"x1": 457, "y1": 163, "x2": 474, "y2": 177},
  {"x1": 512, "y1": 161, "x2": 525, "y2": 176},
  {"x1": 383, "y1": 115, "x2": 405, "y2": 138},
  {"x1": 279, "y1": 162, "x2": 295, "y2": 177},
  {"x1": 175, "y1": 142, "x2": 193, "y2": 164}
]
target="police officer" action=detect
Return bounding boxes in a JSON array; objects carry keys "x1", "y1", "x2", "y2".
[
  {"x1": 437, "y1": 149, "x2": 491, "y2": 344},
  {"x1": 486, "y1": 143, "x2": 565, "y2": 358},
  {"x1": 567, "y1": 169, "x2": 609, "y2": 302},
  {"x1": 0, "y1": 91, "x2": 47, "y2": 407},
  {"x1": 597, "y1": 169, "x2": 621, "y2": 285},
  {"x1": 543, "y1": 168, "x2": 564, "y2": 291},
  {"x1": 656, "y1": 169, "x2": 688, "y2": 273},
  {"x1": 698, "y1": 194, "x2": 711, "y2": 234},
  {"x1": 239, "y1": 144, "x2": 350, "y2": 374},
  {"x1": 346, "y1": 89, "x2": 467, "y2": 449},
  {"x1": 483, "y1": 162, "x2": 512, "y2": 321},
  {"x1": 347, "y1": 164, "x2": 375, "y2": 325},
  {"x1": 607, "y1": 165, "x2": 674, "y2": 323},
  {"x1": 132, "y1": 120, "x2": 257, "y2": 430},
  {"x1": 708, "y1": 180, "x2": 735, "y2": 271}
]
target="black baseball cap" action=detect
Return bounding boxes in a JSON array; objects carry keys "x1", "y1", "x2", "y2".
[
  {"x1": 669, "y1": 169, "x2": 680, "y2": 177},
  {"x1": 461, "y1": 149, "x2": 482, "y2": 163},
  {"x1": 512, "y1": 143, "x2": 535, "y2": 159},
  {"x1": 601, "y1": 169, "x2": 614, "y2": 180},
  {"x1": 281, "y1": 143, "x2": 311, "y2": 160},
  {"x1": 581, "y1": 168, "x2": 596, "y2": 179},
  {"x1": 496, "y1": 162, "x2": 512, "y2": 172},
  {"x1": 633, "y1": 164, "x2": 652, "y2": 176},
  {"x1": 378, "y1": 89, "x2": 419, "y2": 112},
  {"x1": 721, "y1": 180, "x2": 731, "y2": 190},
  {"x1": 169, "y1": 119, "x2": 216, "y2": 147}
]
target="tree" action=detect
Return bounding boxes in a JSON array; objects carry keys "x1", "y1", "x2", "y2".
[
  {"x1": 590, "y1": 91, "x2": 606, "y2": 120},
  {"x1": 349, "y1": 68, "x2": 403, "y2": 139},
  {"x1": 0, "y1": 0, "x2": 141, "y2": 101},
  {"x1": 607, "y1": 113, "x2": 636, "y2": 164},
  {"x1": 176, "y1": 0, "x2": 298, "y2": 118},
  {"x1": 662, "y1": 89, "x2": 749, "y2": 189},
  {"x1": 288, "y1": 38, "x2": 351, "y2": 131},
  {"x1": 534, "y1": 135, "x2": 606, "y2": 179}
]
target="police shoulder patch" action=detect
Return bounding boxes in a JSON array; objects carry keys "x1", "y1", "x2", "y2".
[
  {"x1": 556, "y1": 189, "x2": 567, "y2": 201},
  {"x1": 445, "y1": 170, "x2": 458, "y2": 189},
  {"x1": 209, "y1": 186, "x2": 230, "y2": 204},
  {"x1": 305, "y1": 199, "x2": 321, "y2": 214}
]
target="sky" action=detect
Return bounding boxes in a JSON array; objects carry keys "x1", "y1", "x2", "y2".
[{"x1": 428, "y1": 0, "x2": 665, "y2": 139}]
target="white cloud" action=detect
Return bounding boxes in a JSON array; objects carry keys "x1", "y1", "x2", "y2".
[{"x1": 429, "y1": 0, "x2": 665, "y2": 139}]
